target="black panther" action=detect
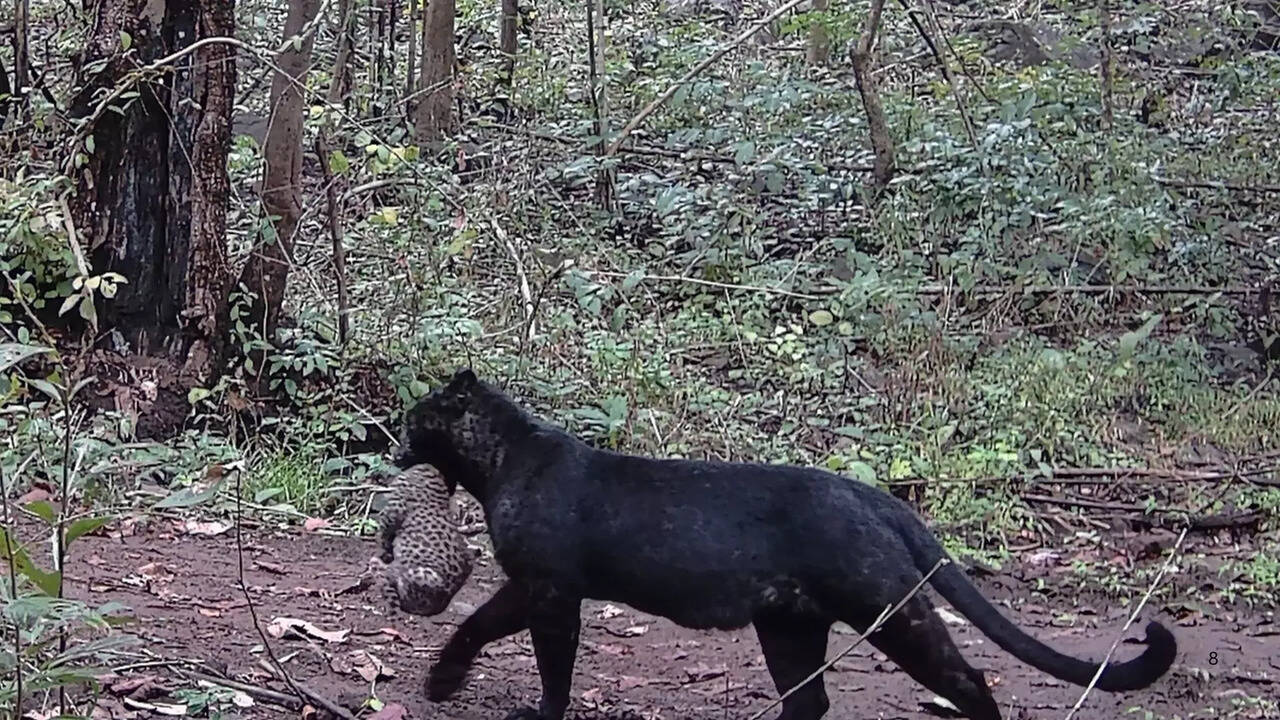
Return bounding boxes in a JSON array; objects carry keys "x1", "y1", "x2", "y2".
[{"x1": 392, "y1": 369, "x2": 1176, "y2": 720}]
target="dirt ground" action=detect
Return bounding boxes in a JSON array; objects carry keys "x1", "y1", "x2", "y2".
[{"x1": 64, "y1": 517, "x2": 1279, "y2": 720}]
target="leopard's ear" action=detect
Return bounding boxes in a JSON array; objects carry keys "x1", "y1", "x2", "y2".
[{"x1": 449, "y1": 368, "x2": 478, "y2": 390}]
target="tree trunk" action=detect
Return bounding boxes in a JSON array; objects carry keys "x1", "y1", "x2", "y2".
[
  {"x1": 69, "y1": 0, "x2": 237, "y2": 378},
  {"x1": 415, "y1": 0, "x2": 456, "y2": 144},
  {"x1": 405, "y1": 0, "x2": 418, "y2": 98},
  {"x1": 183, "y1": 0, "x2": 237, "y2": 377},
  {"x1": 0, "y1": 54, "x2": 11, "y2": 125},
  {"x1": 499, "y1": 0, "x2": 518, "y2": 86},
  {"x1": 235, "y1": 0, "x2": 320, "y2": 338},
  {"x1": 851, "y1": 0, "x2": 894, "y2": 190},
  {"x1": 330, "y1": 0, "x2": 357, "y2": 109},
  {"x1": 14, "y1": 0, "x2": 31, "y2": 102},
  {"x1": 1098, "y1": 0, "x2": 1113, "y2": 130},
  {"x1": 585, "y1": 0, "x2": 613, "y2": 209},
  {"x1": 806, "y1": 0, "x2": 831, "y2": 65}
]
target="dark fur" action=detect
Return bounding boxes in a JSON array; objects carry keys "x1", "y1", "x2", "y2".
[{"x1": 394, "y1": 370, "x2": 1176, "y2": 720}]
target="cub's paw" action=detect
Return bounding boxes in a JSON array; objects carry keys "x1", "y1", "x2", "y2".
[
  {"x1": 500, "y1": 707, "x2": 541, "y2": 720},
  {"x1": 425, "y1": 659, "x2": 469, "y2": 702}
]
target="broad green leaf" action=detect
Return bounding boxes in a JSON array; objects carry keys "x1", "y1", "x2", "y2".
[
  {"x1": 153, "y1": 480, "x2": 222, "y2": 509},
  {"x1": 1118, "y1": 313, "x2": 1163, "y2": 360},
  {"x1": 846, "y1": 461, "x2": 877, "y2": 486},
  {"x1": 25, "y1": 500, "x2": 57, "y2": 525},
  {"x1": 0, "y1": 342, "x2": 52, "y2": 372},
  {"x1": 808, "y1": 310, "x2": 834, "y2": 327},
  {"x1": 188, "y1": 387, "x2": 212, "y2": 405},
  {"x1": 65, "y1": 516, "x2": 112, "y2": 547},
  {"x1": 621, "y1": 270, "x2": 645, "y2": 292},
  {"x1": 254, "y1": 487, "x2": 284, "y2": 503},
  {"x1": 58, "y1": 293, "x2": 81, "y2": 317},
  {"x1": 329, "y1": 150, "x2": 350, "y2": 174},
  {"x1": 9, "y1": 543, "x2": 61, "y2": 596},
  {"x1": 28, "y1": 378, "x2": 63, "y2": 403}
]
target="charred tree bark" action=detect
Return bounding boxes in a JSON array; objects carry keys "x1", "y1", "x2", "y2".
[
  {"x1": 69, "y1": 0, "x2": 237, "y2": 379},
  {"x1": 415, "y1": 0, "x2": 456, "y2": 144},
  {"x1": 235, "y1": 0, "x2": 320, "y2": 338},
  {"x1": 499, "y1": 0, "x2": 518, "y2": 86}
]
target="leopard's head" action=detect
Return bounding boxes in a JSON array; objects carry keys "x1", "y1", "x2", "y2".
[
  {"x1": 394, "y1": 368, "x2": 515, "y2": 494},
  {"x1": 393, "y1": 368, "x2": 477, "y2": 468}
]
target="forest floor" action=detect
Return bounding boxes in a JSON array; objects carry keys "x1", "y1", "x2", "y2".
[{"x1": 62, "y1": 516, "x2": 1279, "y2": 720}]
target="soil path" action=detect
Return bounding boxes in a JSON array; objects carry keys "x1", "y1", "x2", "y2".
[{"x1": 68, "y1": 522, "x2": 1278, "y2": 719}]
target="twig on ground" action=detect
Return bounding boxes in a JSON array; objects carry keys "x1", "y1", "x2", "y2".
[
  {"x1": 586, "y1": 270, "x2": 823, "y2": 301},
  {"x1": 231, "y1": 469, "x2": 357, "y2": 720},
  {"x1": 886, "y1": 462, "x2": 1280, "y2": 489},
  {"x1": 1152, "y1": 175, "x2": 1280, "y2": 194},
  {"x1": 186, "y1": 670, "x2": 304, "y2": 710},
  {"x1": 1062, "y1": 527, "x2": 1188, "y2": 720},
  {"x1": 1022, "y1": 493, "x2": 1265, "y2": 531},
  {"x1": 746, "y1": 558, "x2": 949, "y2": 720}
]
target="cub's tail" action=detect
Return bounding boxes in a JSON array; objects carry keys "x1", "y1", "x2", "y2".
[{"x1": 894, "y1": 513, "x2": 1176, "y2": 691}]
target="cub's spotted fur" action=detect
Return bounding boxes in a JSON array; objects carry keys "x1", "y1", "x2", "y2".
[{"x1": 378, "y1": 464, "x2": 474, "y2": 616}]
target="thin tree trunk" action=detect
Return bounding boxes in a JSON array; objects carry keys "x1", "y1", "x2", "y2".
[
  {"x1": 415, "y1": 0, "x2": 456, "y2": 144},
  {"x1": 499, "y1": 0, "x2": 518, "y2": 86},
  {"x1": 331, "y1": 0, "x2": 357, "y2": 108},
  {"x1": 235, "y1": 0, "x2": 321, "y2": 337},
  {"x1": 389, "y1": 0, "x2": 398, "y2": 79},
  {"x1": 1099, "y1": 0, "x2": 1113, "y2": 130},
  {"x1": 405, "y1": 0, "x2": 418, "y2": 99},
  {"x1": 14, "y1": 0, "x2": 31, "y2": 105},
  {"x1": 586, "y1": 0, "x2": 613, "y2": 209},
  {"x1": 320, "y1": 0, "x2": 355, "y2": 345},
  {"x1": 851, "y1": 0, "x2": 894, "y2": 190},
  {"x1": 374, "y1": 0, "x2": 385, "y2": 101},
  {"x1": 807, "y1": 0, "x2": 831, "y2": 65},
  {"x1": 0, "y1": 54, "x2": 12, "y2": 125},
  {"x1": 315, "y1": 136, "x2": 350, "y2": 345}
]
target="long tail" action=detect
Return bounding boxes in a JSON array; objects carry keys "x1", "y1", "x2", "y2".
[{"x1": 895, "y1": 514, "x2": 1176, "y2": 691}]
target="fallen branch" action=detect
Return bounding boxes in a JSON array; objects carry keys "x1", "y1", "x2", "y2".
[
  {"x1": 185, "y1": 671, "x2": 303, "y2": 711},
  {"x1": 1062, "y1": 527, "x2": 1188, "y2": 720},
  {"x1": 605, "y1": 0, "x2": 811, "y2": 157},
  {"x1": 889, "y1": 463, "x2": 1280, "y2": 489},
  {"x1": 1022, "y1": 493, "x2": 1266, "y2": 531},
  {"x1": 586, "y1": 270, "x2": 824, "y2": 301},
  {"x1": 746, "y1": 558, "x2": 949, "y2": 720},
  {"x1": 1152, "y1": 174, "x2": 1280, "y2": 194},
  {"x1": 232, "y1": 469, "x2": 357, "y2": 720}
]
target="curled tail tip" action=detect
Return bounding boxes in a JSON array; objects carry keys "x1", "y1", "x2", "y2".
[
  {"x1": 1142, "y1": 619, "x2": 1178, "y2": 667},
  {"x1": 1098, "y1": 619, "x2": 1177, "y2": 692}
]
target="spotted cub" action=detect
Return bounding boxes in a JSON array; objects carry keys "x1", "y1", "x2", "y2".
[{"x1": 377, "y1": 464, "x2": 474, "y2": 616}]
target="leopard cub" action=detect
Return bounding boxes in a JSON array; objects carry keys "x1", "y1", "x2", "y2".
[{"x1": 377, "y1": 464, "x2": 474, "y2": 616}]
